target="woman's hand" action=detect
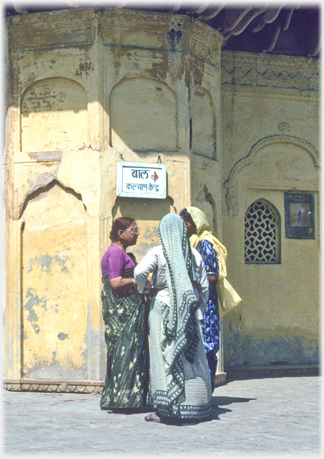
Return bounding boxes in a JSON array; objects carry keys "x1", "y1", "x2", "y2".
[
  {"x1": 110, "y1": 276, "x2": 136, "y2": 291},
  {"x1": 207, "y1": 274, "x2": 218, "y2": 284}
]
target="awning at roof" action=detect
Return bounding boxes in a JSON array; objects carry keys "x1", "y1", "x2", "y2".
[{"x1": 4, "y1": 2, "x2": 320, "y2": 58}]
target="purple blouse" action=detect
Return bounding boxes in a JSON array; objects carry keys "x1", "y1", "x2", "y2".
[{"x1": 101, "y1": 245, "x2": 136, "y2": 279}]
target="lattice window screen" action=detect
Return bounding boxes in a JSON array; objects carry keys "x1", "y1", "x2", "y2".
[{"x1": 245, "y1": 200, "x2": 280, "y2": 264}]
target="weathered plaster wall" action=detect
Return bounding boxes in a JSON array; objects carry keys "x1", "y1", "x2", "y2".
[
  {"x1": 5, "y1": 8, "x2": 318, "y2": 388},
  {"x1": 22, "y1": 183, "x2": 89, "y2": 379},
  {"x1": 4, "y1": 8, "x2": 223, "y2": 386},
  {"x1": 220, "y1": 51, "x2": 320, "y2": 368}
]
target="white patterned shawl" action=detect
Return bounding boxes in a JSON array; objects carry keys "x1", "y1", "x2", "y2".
[{"x1": 158, "y1": 213, "x2": 201, "y2": 366}]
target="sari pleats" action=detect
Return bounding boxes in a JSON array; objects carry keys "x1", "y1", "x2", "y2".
[
  {"x1": 100, "y1": 268, "x2": 149, "y2": 409},
  {"x1": 149, "y1": 298, "x2": 212, "y2": 420}
]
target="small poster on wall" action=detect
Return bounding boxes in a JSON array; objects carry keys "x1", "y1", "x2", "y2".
[
  {"x1": 116, "y1": 161, "x2": 167, "y2": 199},
  {"x1": 284, "y1": 192, "x2": 315, "y2": 239}
]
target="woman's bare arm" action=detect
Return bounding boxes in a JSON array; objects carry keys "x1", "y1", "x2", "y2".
[{"x1": 110, "y1": 276, "x2": 135, "y2": 291}]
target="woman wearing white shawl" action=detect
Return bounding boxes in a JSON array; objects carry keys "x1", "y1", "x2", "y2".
[{"x1": 134, "y1": 213, "x2": 212, "y2": 423}]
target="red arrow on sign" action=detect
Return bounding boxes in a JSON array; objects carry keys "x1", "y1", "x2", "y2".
[{"x1": 151, "y1": 171, "x2": 159, "y2": 182}]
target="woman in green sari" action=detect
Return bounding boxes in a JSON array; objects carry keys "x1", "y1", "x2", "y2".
[{"x1": 100, "y1": 217, "x2": 149, "y2": 409}]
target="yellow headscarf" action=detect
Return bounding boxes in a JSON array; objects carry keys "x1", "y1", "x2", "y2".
[
  {"x1": 185, "y1": 206, "x2": 242, "y2": 318},
  {"x1": 186, "y1": 206, "x2": 227, "y2": 278}
]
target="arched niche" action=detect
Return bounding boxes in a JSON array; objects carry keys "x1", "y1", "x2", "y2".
[
  {"x1": 191, "y1": 87, "x2": 216, "y2": 159},
  {"x1": 109, "y1": 77, "x2": 177, "y2": 151},
  {"x1": 21, "y1": 77, "x2": 88, "y2": 152},
  {"x1": 226, "y1": 135, "x2": 319, "y2": 185},
  {"x1": 224, "y1": 135, "x2": 319, "y2": 216},
  {"x1": 21, "y1": 181, "x2": 89, "y2": 380}
]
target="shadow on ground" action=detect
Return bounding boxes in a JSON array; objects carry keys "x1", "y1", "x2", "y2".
[
  {"x1": 101, "y1": 405, "x2": 154, "y2": 415},
  {"x1": 100, "y1": 396, "x2": 256, "y2": 425},
  {"x1": 209, "y1": 395, "x2": 256, "y2": 421}
]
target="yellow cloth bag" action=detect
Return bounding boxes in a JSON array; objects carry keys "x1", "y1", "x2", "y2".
[
  {"x1": 216, "y1": 277, "x2": 242, "y2": 319},
  {"x1": 187, "y1": 206, "x2": 241, "y2": 318}
]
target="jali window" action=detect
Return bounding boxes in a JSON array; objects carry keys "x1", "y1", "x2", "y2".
[{"x1": 245, "y1": 200, "x2": 280, "y2": 264}]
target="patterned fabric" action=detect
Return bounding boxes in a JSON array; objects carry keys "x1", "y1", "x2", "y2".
[
  {"x1": 149, "y1": 298, "x2": 212, "y2": 421},
  {"x1": 142, "y1": 213, "x2": 212, "y2": 420},
  {"x1": 187, "y1": 206, "x2": 241, "y2": 320},
  {"x1": 134, "y1": 245, "x2": 209, "y2": 320},
  {"x1": 197, "y1": 239, "x2": 220, "y2": 389},
  {"x1": 187, "y1": 206, "x2": 227, "y2": 278},
  {"x1": 100, "y1": 266, "x2": 149, "y2": 409},
  {"x1": 158, "y1": 214, "x2": 201, "y2": 366},
  {"x1": 198, "y1": 240, "x2": 220, "y2": 352}
]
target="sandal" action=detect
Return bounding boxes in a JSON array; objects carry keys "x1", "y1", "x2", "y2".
[{"x1": 144, "y1": 413, "x2": 160, "y2": 423}]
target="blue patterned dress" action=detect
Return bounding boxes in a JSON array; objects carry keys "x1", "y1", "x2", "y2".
[{"x1": 197, "y1": 239, "x2": 220, "y2": 390}]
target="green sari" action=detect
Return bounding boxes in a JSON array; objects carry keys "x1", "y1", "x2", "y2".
[{"x1": 100, "y1": 266, "x2": 149, "y2": 409}]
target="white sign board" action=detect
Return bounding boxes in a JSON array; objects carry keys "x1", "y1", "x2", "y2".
[{"x1": 116, "y1": 162, "x2": 167, "y2": 199}]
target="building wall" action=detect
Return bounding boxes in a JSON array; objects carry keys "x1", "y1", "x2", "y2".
[
  {"x1": 220, "y1": 51, "x2": 320, "y2": 370},
  {"x1": 4, "y1": 8, "x2": 223, "y2": 389},
  {"x1": 4, "y1": 8, "x2": 320, "y2": 390}
]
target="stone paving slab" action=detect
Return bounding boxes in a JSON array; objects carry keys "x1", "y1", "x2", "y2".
[{"x1": 2, "y1": 375, "x2": 321, "y2": 455}]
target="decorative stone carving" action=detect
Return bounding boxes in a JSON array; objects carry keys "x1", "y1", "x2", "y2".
[
  {"x1": 3, "y1": 379, "x2": 103, "y2": 394},
  {"x1": 244, "y1": 199, "x2": 280, "y2": 264},
  {"x1": 221, "y1": 51, "x2": 319, "y2": 96},
  {"x1": 278, "y1": 122, "x2": 291, "y2": 134},
  {"x1": 224, "y1": 180, "x2": 239, "y2": 217}
]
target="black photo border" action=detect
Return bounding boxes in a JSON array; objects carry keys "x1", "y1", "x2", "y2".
[{"x1": 284, "y1": 192, "x2": 315, "y2": 239}]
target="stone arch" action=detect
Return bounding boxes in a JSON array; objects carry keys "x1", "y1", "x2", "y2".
[
  {"x1": 20, "y1": 179, "x2": 87, "y2": 234},
  {"x1": 191, "y1": 87, "x2": 216, "y2": 159},
  {"x1": 19, "y1": 173, "x2": 86, "y2": 219},
  {"x1": 224, "y1": 135, "x2": 319, "y2": 216},
  {"x1": 20, "y1": 77, "x2": 88, "y2": 152},
  {"x1": 21, "y1": 180, "x2": 89, "y2": 380},
  {"x1": 109, "y1": 77, "x2": 177, "y2": 151},
  {"x1": 225, "y1": 135, "x2": 319, "y2": 186}
]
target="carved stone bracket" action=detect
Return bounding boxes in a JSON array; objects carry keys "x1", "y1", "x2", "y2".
[
  {"x1": 224, "y1": 180, "x2": 239, "y2": 217},
  {"x1": 197, "y1": 184, "x2": 218, "y2": 234}
]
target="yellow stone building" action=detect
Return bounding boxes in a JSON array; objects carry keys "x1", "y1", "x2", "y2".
[{"x1": 3, "y1": 5, "x2": 320, "y2": 393}]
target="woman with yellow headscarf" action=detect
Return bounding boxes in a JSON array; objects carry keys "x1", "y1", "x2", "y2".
[{"x1": 180, "y1": 206, "x2": 241, "y2": 390}]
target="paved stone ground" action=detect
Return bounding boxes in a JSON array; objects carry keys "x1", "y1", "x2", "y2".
[{"x1": 2, "y1": 375, "x2": 321, "y2": 456}]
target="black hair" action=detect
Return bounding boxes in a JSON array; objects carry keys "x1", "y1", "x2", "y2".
[
  {"x1": 109, "y1": 217, "x2": 135, "y2": 242},
  {"x1": 179, "y1": 208, "x2": 195, "y2": 227}
]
